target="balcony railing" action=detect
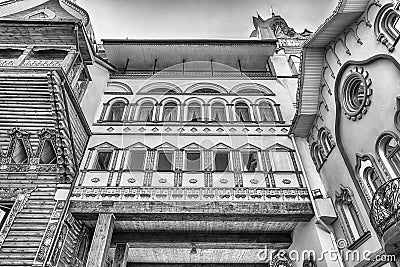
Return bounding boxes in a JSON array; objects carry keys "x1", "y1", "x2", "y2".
[{"x1": 370, "y1": 177, "x2": 400, "y2": 237}]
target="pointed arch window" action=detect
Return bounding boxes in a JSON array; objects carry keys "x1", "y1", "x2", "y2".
[
  {"x1": 375, "y1": 3, "x2": 400, "y2": 52},
  {"x1": 11, "y1": 139, "x2": 28, "y2": 164},
  {"x1": 235, "y1": 102, "x2": 251, "y2": 122},
  {"x1": 210, "y1": 102, "x2": 226, "y2": 122},
  {"x1": 335, "y1": 187, "x2": 368, "y2": 247},
  {"x1": 318, "y1": 127, "x2": 335, "y2": 157},
  {"x1": 355, "y1": 154, "x2": 385, "y2": 204},
  {"x1": 310, "y1": 142, "x2": 324, "y2": 170},
  {"x1": 376, "y1": 132, "x2": 400, "y2": 177},
  {"x1": 187, "y1": 102, "x2": 202, "y2": 122},
  {"x1": 39, "y1": 140, "x2": 57, "y2": 164},
  {"x1": 259, "y1": 101, "x2": 275, "y2": 122},
  {"x1": 162, "y1": 102, "x2": 178, "y2": 121},
  {"x1": 138, "y1": 101, "x2": 154, "y2": 122},
  {"x1": 107, "y1": 101, "x2": 126, "y2": 121}
]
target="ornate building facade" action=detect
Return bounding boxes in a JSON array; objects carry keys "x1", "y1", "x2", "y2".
[{"x1": 0, "y1": 0, "x2": 398, "y2": 267}]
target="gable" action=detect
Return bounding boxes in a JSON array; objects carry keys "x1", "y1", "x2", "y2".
[{"x1": 1, "y1": 0, "x2": 79, "y2": 22}]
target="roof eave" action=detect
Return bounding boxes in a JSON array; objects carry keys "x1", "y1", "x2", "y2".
[{"x1": 292, "y1": 0, "x2": 370, "y2": 137}]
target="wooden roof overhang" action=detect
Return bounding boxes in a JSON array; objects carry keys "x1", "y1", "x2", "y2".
[
  {"x1": 0, "y1": 19, "x2": 94, "y2": 63},
  {"x1": 101, "y1": 39, "x2": 277, "y2": 72},
  {"x1": 291, "y1": 0, "x2": 371, "y2": 137}
]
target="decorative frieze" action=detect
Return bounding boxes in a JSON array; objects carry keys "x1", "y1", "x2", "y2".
[{"x1": 71, "y1": 186, "x2": 311, "y2": 203}]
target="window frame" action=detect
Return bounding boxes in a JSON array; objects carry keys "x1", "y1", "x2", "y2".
[
  {"x1": 213, "y1": 150, "x2": 231, "y2": 172},
  {"x1": 136, "y1": 101, "x2": 155, "y2": 122},
  {"x1": 186, "y1": 102, "x2": 203, "y2": 122},
  {"x1": 184, "y1": 150, "x2": 203, "y2": 172},
  {"x1": 92, "y1": 150, "x2": 113, "y2": 171},
  {"x1": 125, "y1": 149, "x2": 147, "y2": 171},
  {"x1": 335, "y1": 187, "x2": 369, "y2": 249},
  {"x1": 209, "y1": 101, "x2": 227, "y2": 122},
  {"x1": 234, "y1": 101, "x2": 252, "y2": 122},
  {"x1": 155, "y1": 150, "x2": 175, "y2": 172},
  {"x1": 240, "y1": 150, "x2": 261, "y2": 172},
  {"x1": 161, "y1": 101, "x2": 179, "y2": 122},
  {"x1": 376, "y1": 132, "x2": 400, "y2": 178},
  {"x1": 106, "y1": 100, "x2": 127, "y2": 122},
  {"x1": 258, "y1": 101, "x2": 276, "y2": 122}
]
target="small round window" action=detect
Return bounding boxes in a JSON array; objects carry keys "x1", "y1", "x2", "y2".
[{"x1": 342, "y1": 67, "x2": 372, "y2": 121}]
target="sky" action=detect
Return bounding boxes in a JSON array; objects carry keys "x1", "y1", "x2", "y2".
[{"x1": 77, "y1": 0, "x2": 338, "y2": 40}]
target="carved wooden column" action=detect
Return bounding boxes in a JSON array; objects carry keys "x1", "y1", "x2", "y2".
[
  {"x1": 86, "y1": 213, "x2": 115, "y2": 267},
  {"x1": 112, "y1": 243, "x2": 129, "y2": 267}
]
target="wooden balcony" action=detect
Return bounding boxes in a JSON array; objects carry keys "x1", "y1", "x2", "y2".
[{"x1": 370, "y1": 178, "x2": 400, "y2": 255}]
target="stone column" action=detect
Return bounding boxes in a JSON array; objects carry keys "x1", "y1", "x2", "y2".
[
  {"x1": 112, "y1": 243, "x2": 129, "y2": 267},
  {"x1": 86, "y1": 213, "x2": 115, "y2": 267}
]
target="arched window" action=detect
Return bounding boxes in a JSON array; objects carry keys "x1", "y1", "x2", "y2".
[
  {"x1": 162, "y1": 102, "x2": 178, "y2": 121},
  {"x1": 235, "y1": 102, "x2": 251, "y2": 122},
  {"x1": 318, "y1": 127, "x2": 335, "y2": 157},
  {"x1": 107, "y1": 101, "x2": 126, "y2": 121},
  {"x1": 210, "y1": 102, "x2": 226, "y2": 122},
  {"x1": 310, "y1": 142, "x2": 324, "y2": 170},
  {"x1": 375, "y1": 3, "x2": 400, "y2": 52},
  {"x1": 355, "y1": 154, "x2": 386, "y2": 204},
  {"x1": 137, "y1": 101, "x2": 154, "y2": 122},
  {"x1": 187, "y1": 102, "x2": 202, "y2": 122},
  {"x1": 376, "y1": 132, "x2": 400, "y2": 177},
  {"x1": 259, "y1": 101, "x2": 275, "y2": 122},
  {"x1": 335, "y1": 187, "x2": 368, "y2": 246}
]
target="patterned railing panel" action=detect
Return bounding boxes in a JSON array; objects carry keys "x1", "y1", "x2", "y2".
[
  {"x1": 370, "y1": 177, "x2": 400, "y2": 237},
  {"x1": 71, "y1": 186, "x2": 311, "y2": 203},
  {"x1": 21, "y1": 60, "x2": 64, "y2": 68},
  {"x1": 0, "y1": 59, "x2": 14, "y2": 66}
]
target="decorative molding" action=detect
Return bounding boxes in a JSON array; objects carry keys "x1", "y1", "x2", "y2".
[
  {"x1": 33, "y1": 200, "x2": 65, "y2": 266},
  {"x1": 0, "y1": 188, "x2": 35, "y2": 248},
  {"x1": 72, "y1": 186, "x2": 311, "y2": 204}
]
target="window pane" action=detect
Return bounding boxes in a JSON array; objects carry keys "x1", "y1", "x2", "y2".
[
  {"x1": 138, "y1": 104, "x2": 153, "y2": 121},
  {"x1": 127, "y1": 150, "x2": 146, "y2": 170},
  {"x1": 94, "y1": 151, "x2": 112, "y2": 170},
  {"x1": 157, "y1": 151, "x2": 174, "y2": 171},
  {"x1": 163, "y1": 103, "x2": 178, "y2": 121},
  {"x1": 108, "y1": 102, "x2": 125, "y2": 121},
  {"x1": 270, "y1": 151, "x2": 294, "y2": 171},
  {"x1": 0, "y1": 207, "x2": 10, "y2": 229},
  {"x1": 242, "y1": 151, "x2": 258, "y2": 172},
  {"x1": 186, "y1": 152, "x2": 201, "y2": 171},
  {"x1": 235, "y1": 103, "x2": 250, "y2": 121},
  {"x1": 259, "y1": 102, "x2": 275, "y2": 121},
  {"x1": 39, "y1": 140, "x2": 57, "y2": 164},
  {"x1": 11, "y1": 139, "x2": 28, "y2": 164},
  {"x1": 211, "y1": 103, "x2": 226, "y2": 121},
  {"x1": 187, "y1": 104, "x2": 201, "y2": 122},
  {"x1": 214, "y1": 152, "x2": 229, "y2": 171}
]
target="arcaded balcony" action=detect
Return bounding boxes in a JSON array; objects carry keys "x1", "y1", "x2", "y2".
[{"x1": 370, "y1": 178, "x2": 400, "y2": 255}]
